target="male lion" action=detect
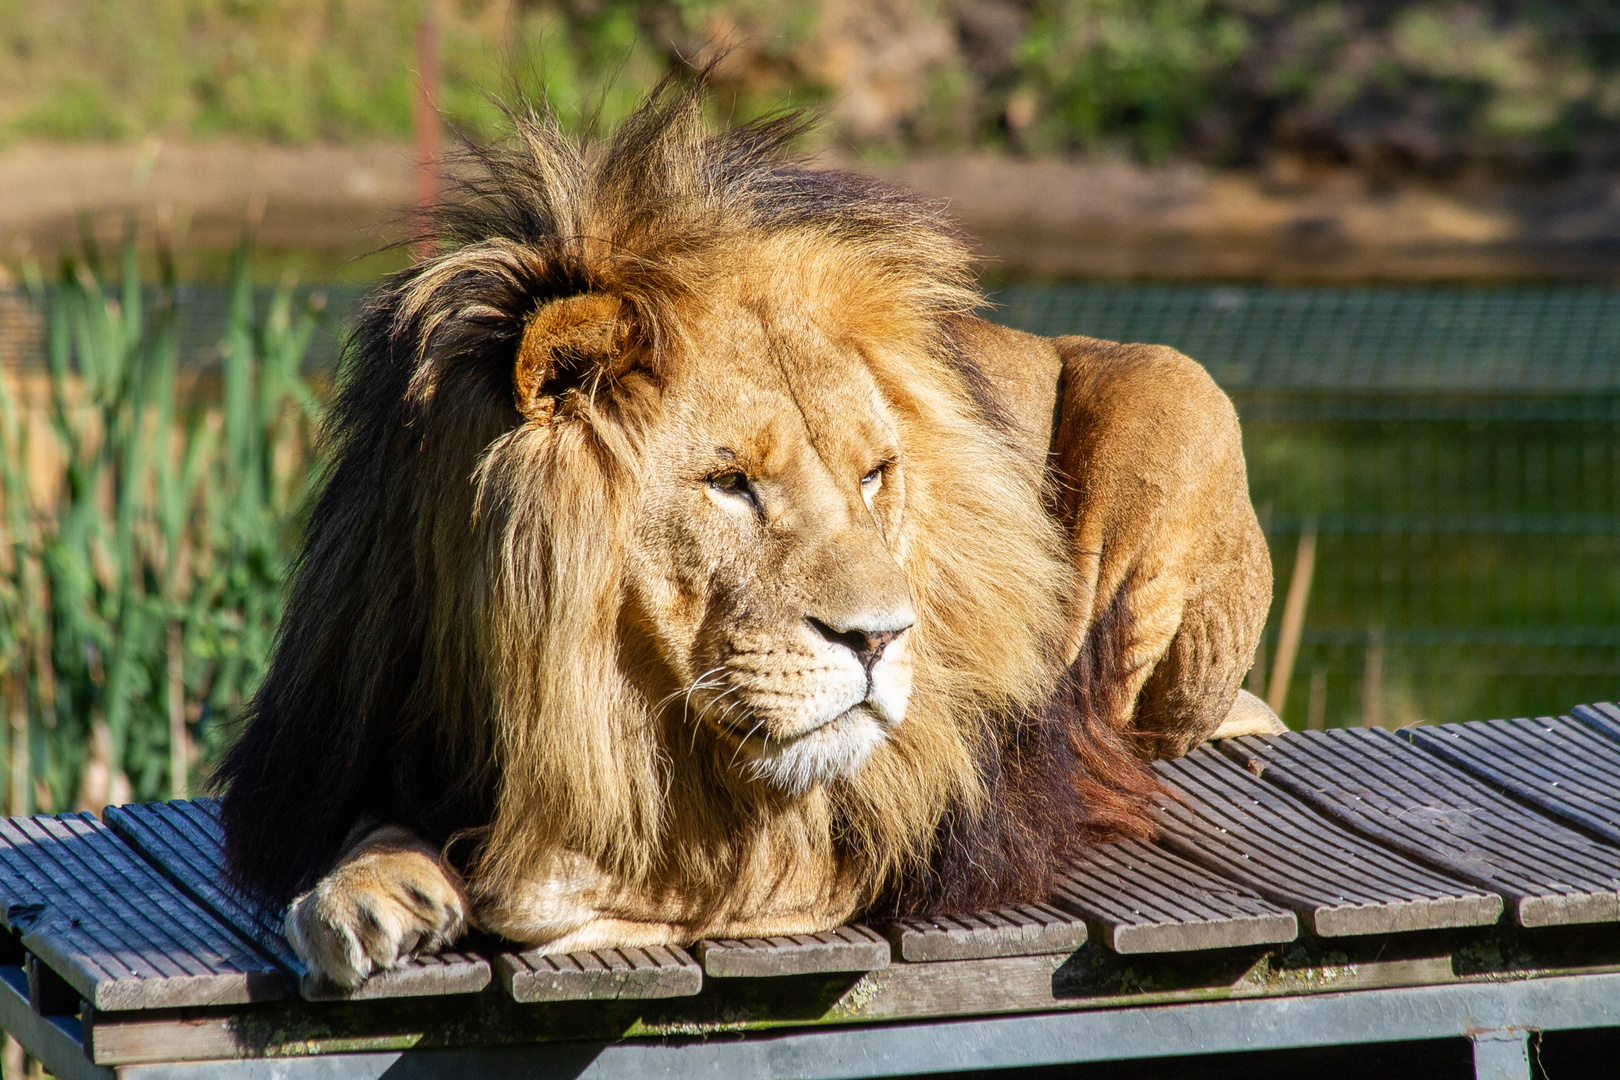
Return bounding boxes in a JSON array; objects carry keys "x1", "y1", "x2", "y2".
[{"x1": 218, "y1": 82, "x2": 1274, "y2": 988}]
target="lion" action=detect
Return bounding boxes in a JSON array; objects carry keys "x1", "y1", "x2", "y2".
[{"x1": 216, "y1": 79, "x2": 1275, "y2": 988}]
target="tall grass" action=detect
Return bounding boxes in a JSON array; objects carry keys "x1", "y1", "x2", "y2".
[{"x1": 0, "y1": 240, "x2": 321, "y2": 813}]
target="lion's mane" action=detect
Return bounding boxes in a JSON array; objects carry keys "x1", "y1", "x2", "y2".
[{"x1": 218, "y1": 78, "x2": 1156, "y2": 919}]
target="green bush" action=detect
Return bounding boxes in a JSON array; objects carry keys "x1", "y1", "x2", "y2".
[
  {"x1": 4, "y1": 1, "x2": 1615, "y2": 173},
  {"x1": 1014, "y1": 0, "x2": 1251, "y2": 161}
]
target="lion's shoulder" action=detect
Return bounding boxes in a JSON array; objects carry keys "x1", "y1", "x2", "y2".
[
  {"x1": 1050, "y1": 335, "x2": 1236, "y2": 428},
  {"x1": 949, "y1": 316, "x2": 1063, "y2": 468}
]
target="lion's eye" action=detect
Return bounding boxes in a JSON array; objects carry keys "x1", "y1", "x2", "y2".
[
  {"x1": 861, "y1": 467, "x2": 883, "y2": 488},
  {"x1": 708, "y1": 471, "x2": 760, "y2": 511}
]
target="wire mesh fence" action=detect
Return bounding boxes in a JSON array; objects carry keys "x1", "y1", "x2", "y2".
[
  {"x1": 996, "y1": 284, "x2": 1620, "y2": 394},
  {"x1": 996, "y1": 283, "x2": 1620, "y2": 728},
  {"x1": 0, "y1": 282, "x2": 365, "y2": 377}
]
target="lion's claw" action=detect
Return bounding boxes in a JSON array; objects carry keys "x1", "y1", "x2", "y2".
[{"x1": 285, "y1": 842, "x2": 466, "y2": 989}]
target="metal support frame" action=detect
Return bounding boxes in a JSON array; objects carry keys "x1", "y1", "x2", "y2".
[
  {"x1": 0, "y1": 968, "x2": 95, "y2": 1080},
  {"x1": 1470, "y1": 1029, "x2": 1532, "y2": 1080},
  {"x1": 2, "y1": 970, "x2": 1597, "y2": 1080}
]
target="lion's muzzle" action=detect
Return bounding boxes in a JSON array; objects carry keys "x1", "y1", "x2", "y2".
[
  {"x1": 804, "y1": 607, "x2": 915, "y2": 729},
  {"x1": 696, "y1": 607, "x2": 915, "y2": 794}
]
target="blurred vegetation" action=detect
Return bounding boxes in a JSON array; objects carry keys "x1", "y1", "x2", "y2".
[
  {"x1": 1244, "y1": 418, "x2": 1620, "y2": 728},
  {"x1": 1, "y1": 1, "x2": 1618, "y2": 175},
  {"x1": 0, "y1": 238, "x2": 320, "y2": 813}
]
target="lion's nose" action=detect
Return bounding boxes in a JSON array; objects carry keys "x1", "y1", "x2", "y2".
[{"x1": 807, "y1": 612, "x2": 914, "y2": 674}]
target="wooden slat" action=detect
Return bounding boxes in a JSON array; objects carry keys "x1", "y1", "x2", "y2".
[
  {"x1": 496, "y1": 945, "x2": 701, "y2": 1002},
  {"x1": 1227, "y1": 728, "x2": 1620, "y2": 928},
  {"x1": 1054, "y1": 840, "x2": 1297, "y2": 953},
  {"x1": 1572, "y1": 702, "x2": 1620, "y2": 742},
  {"x1": 885, "y1": 905, "x2": 1086, "y2": 962},
  {"x1": 103, "y1": 802, "x2": 298, "y2": 969},
  {"x1": 697, "y1": 925, "x2": 890, "y2": 977},
  {"x1": 79, "y1": 918, "x2": 1620, "y2": 1067},
  {"x1": 0, "y1": 812, "x2": 284, "y2": 1010},
  {"x1": 1402, "y1": 716, "x2": 1620, "y2": 847},
  {"x1": 1152, "y1": 748, "x2": 1503, "y2": 936},
  {"x1": 104, "y1": 800, "x2": 490, "y2": 1001},
  {"x1": 303, "y1": 949, "x2": 492, "y2": 1002}
]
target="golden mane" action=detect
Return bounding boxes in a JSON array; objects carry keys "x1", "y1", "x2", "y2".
[{"x1": 218, "y1": 78, "x2": 1154, "y2": 916}]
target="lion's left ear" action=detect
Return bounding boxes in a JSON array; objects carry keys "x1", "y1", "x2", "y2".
[{"x1": 513, "y1": 293, "x2": 629, "y2": 422}]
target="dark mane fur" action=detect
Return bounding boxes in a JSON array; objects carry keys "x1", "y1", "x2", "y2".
[{"x1": 878, "y1": 590, "x2": 1156, "y2": 916}]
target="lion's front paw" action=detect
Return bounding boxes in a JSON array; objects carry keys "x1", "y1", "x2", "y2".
[{"x1": 285, "y1": 842, "x2": 467, "y2": 989}]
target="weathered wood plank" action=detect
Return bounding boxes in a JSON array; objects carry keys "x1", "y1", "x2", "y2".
[
  {"x1": 104, "y1": 802, "x2": 298, "y2": 970},
  {"x1": 26, "y1": 952, "x2": 80, "y2": 1016},
  {"x1": 59, "y1": 947, "x2": 1442, "y2": 1067},
  {"x1": 1402, "y1": 716, "x2": 1620, "y2": 848},
  {"x1": 1152, "y1": 747, "x2": 1503, "y2": 936},
  {"x1": 1572, "y1": 702, "x2": 1620, "y2": 742},
  {"x1": 697, "y1": 926, "x2": 890, "y2": 977},
  {"x1": 105, "y1": 800, "x2": 491, "y2": 1002},
  {"x1": 60, "y1": 949, "x2": 1182, "y2": 1066},
  {"x1": 1226, "y1": 727, "x2": 1620, "y2": 928},
  {"x1": 885, "y1": 905, "x2": 1087, "y2": 962},
  {"x1": 1054, "y1": 840, "x2": 1298, "y2": 954},
  {"x1": 301, "y1": 950, "x2": 492, "y2": 1002},
  {"x1": 0, "y1": 812, "x2": 285, "y2": 1010},
  {"x1": 497, "y1": 946, "x2": 701, "y2": 1002}
]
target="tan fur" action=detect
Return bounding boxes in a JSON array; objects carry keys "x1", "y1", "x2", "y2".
[
  {"x1": 940, "y1": 321, "x2": 1272, "y2": 755},
  {"x1": 1045, "y1": 335, "x2": 1272, "y2": 758},
  {"x1": 250, "y1": 88, "x2": 1271, "y2": 987}
]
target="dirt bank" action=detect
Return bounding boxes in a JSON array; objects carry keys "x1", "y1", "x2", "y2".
[{"x1": 3, "y1": 140, "x2": 1619, "y2": 282}]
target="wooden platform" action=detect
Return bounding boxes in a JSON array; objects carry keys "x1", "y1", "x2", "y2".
[
  {"x1": 1224, "y1": 726, "x2": 1620, "y2": 927},
  {"x1": 1, "y1": 704, "x2": 1618, "y2": 1080}
]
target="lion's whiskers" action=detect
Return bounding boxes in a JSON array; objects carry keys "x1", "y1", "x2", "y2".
[
  {"x1": 727, "y1": 709, "x2": 775, "y2": 769},
  {"x1": 684, "y1": 671, "x2": 775, "y2": 766},
  {"x1": 653, "y1": 667, "x2": 725, "y2": 713},
  {"x1": 658, "y1": 667, "x2": 770, "y2": 756},
  {"x1": 683, "y1": 677, "x2": 729, "y2": 754}
]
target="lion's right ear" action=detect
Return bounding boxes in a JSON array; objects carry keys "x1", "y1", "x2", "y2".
[{"x1": 513, "y1": 293, "x2": 629, "y2": 422}]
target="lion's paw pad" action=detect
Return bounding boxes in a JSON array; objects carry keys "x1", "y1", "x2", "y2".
[{"x1": 285, "y1": 854, "x2": 465, "y2": 989}]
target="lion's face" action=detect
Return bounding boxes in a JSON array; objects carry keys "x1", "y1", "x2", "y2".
[{"x1": 623, "y1": 286, "x2": 917, "y2": 795}]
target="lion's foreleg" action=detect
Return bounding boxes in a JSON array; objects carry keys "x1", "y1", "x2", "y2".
[
  {"x1": 473, "y1": 859, "x2": 690, "y2": 952},
  {"x1": 471, "y1": 850, "x2": 863, "y2": 953},
  {"x1": 285, "y1": 823, "x2": 468, "y2": 989},
  {"x1": 1050, "y1": 339, "x2": 1273, "y2": 759},
  {"x1": 466, "y1": 848, "x2": 640, "y2": 948}
]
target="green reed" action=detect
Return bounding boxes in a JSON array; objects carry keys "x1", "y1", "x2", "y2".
[{"x1": 0, "y1": 239, "x2": 322, "y2": 812}]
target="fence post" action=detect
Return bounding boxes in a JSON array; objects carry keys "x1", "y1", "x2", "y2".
[
  {"x1": 1266, "y1": 527, "x2": 1316, "y2": 718},
  {"x1": 1361, "y1": 625, "x2": 1384, "y2": 728},
  {"x1": 412, "y1": 0, "x2": 442, "y2": 257},
  {"x1": 1305, "y1": 669, "x2": 1327, "y2": 730},
  {"x1": 167, "y1": 622, "x2": 187, "y2": 800}
]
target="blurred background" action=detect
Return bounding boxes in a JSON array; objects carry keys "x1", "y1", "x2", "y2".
[{"x1": 0, "y1": 0, "x2": 1617, "y2": 817}]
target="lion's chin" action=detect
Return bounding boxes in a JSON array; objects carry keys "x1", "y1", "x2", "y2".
[{"x1": 735, "y1": 707, "x2": 890, "y2": 796}]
